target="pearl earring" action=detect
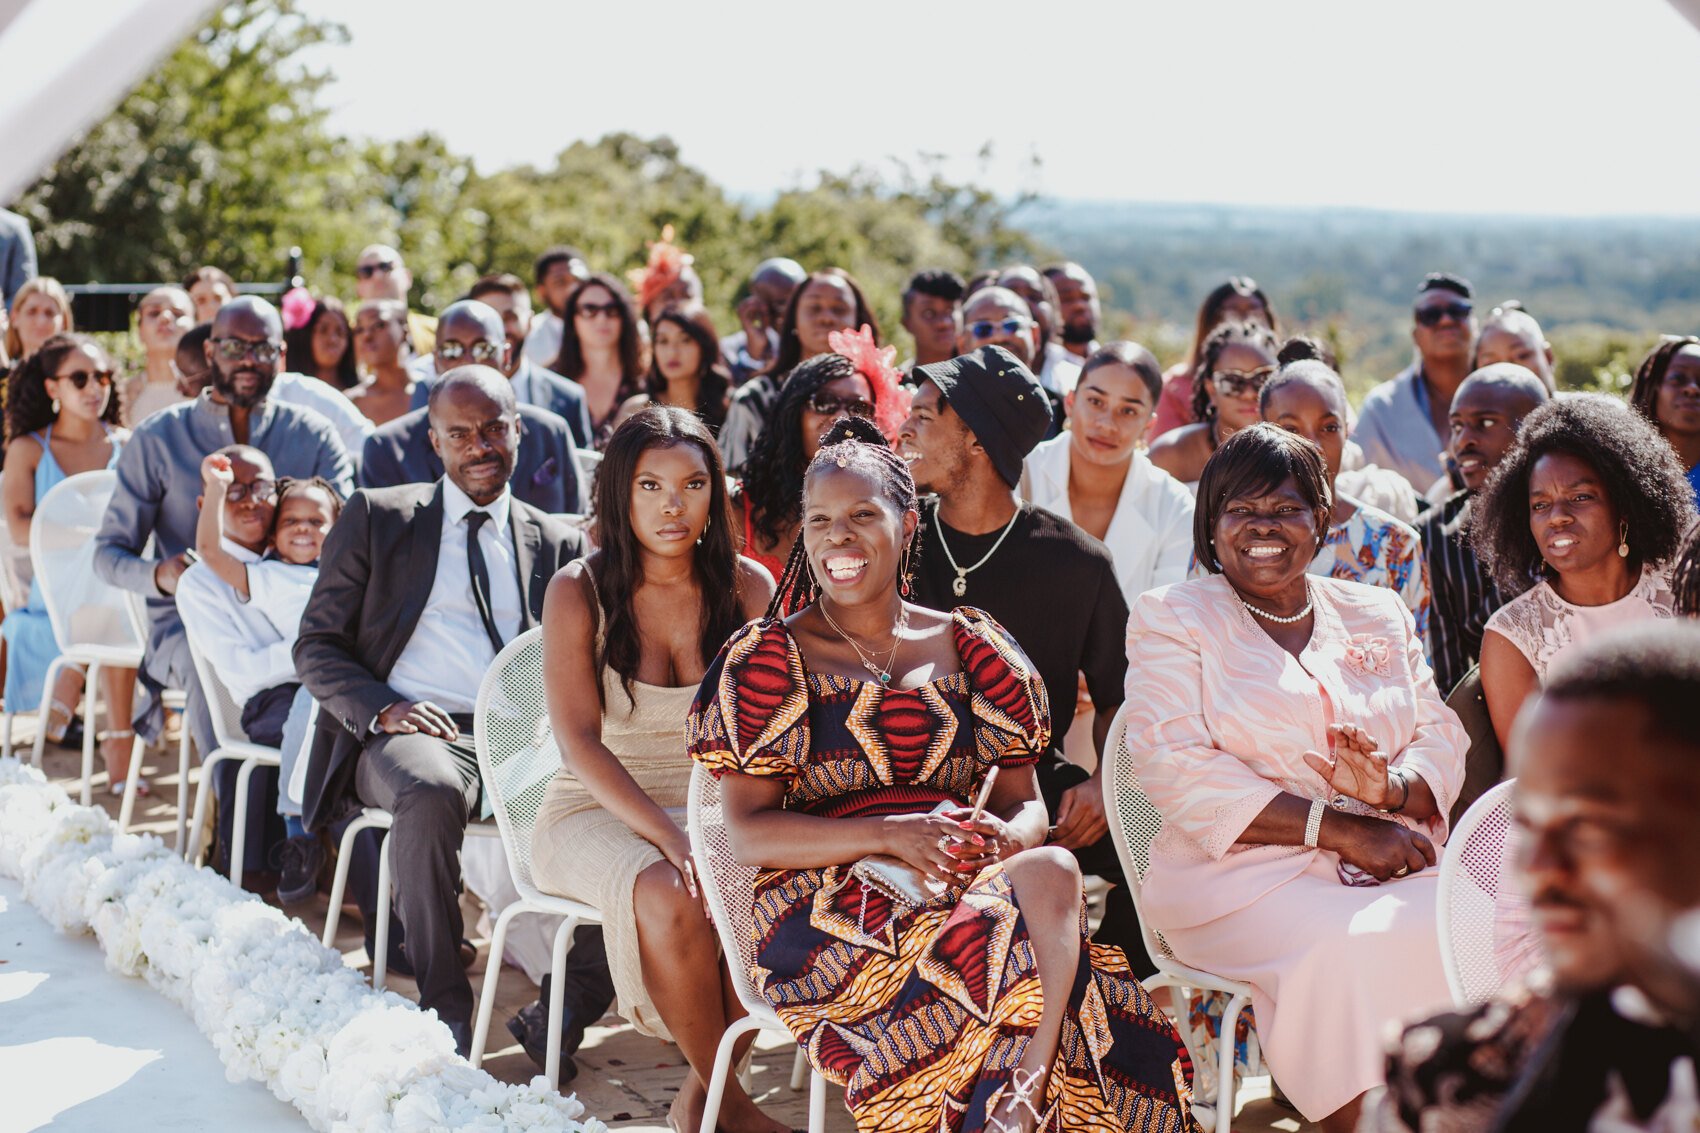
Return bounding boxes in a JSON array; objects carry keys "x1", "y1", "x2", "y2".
[
  {"x1": 51, "y1": 397, "x2": 60, "y2": 414},
  {"x1": 1618, "y1": 521, "x2": 1630, "y2": 559}
]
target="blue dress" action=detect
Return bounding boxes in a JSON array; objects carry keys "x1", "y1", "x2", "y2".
[{"x1": 2, "y1": 424, "x2": 123, "y2": 710}]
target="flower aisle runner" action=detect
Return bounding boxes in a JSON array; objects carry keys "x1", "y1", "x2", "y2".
[{"x1": 0, "y1": 759, "x2": 606, "y2": 1133}]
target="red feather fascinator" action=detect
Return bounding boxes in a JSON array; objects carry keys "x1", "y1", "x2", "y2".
[
  {"x1": 829, "y1": 323, "x2": 912, "y2": 442},
  {"x1": 628, "y1": 224, "x2": 692, "y2": 313}
]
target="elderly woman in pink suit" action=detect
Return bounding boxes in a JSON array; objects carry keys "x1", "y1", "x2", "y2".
[{"x1": 1122, "y1": 423, "x2": 1467, "y2": 1132}]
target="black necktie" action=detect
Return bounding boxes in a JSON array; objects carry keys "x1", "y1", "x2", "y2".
[{"x1": 465, "y1": 510, "x2": 505, "y2": 654}]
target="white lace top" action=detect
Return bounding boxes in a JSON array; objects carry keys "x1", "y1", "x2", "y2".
[{"x1": 1482, "y1": 566, "x2": 1678, "y2": 682}]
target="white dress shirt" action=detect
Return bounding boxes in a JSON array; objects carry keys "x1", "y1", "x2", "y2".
[
  {"x1": 386, "y1": 479, "x2": 523, "y2": 714},
  {"x1": 270, "y1": 372, "x2": 374, "y2": 466},
  {"x1": 246, "y1": 559, "x2": 318, "y2": 638},
  {"x1": 1039, "y1": 342, "x2": 1083, "y2": 397},
  {"x1": 175, "y1": 539, "x2": 298, "y2": 706},
  {"x1": 522, "y1": 311, "x2": 564, "y2": 369}
]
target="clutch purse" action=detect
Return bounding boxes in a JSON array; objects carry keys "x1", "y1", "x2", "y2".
[{"x1": 849, "y1": 802, "x2": 954, "y2": 913}]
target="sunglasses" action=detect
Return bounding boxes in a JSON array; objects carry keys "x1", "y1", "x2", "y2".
[
  {"x1": 356, "y1": 260, "x2": 398, "y2": 279},
  {"x1": 55, "y1": 368, "x2": 115, "y2": 390},
  {"x1": 437, "y1": 340, "x2": 503, "y2": 363},
  {"x1": 966, "y1": 317, "x2": 1031, "y2": 340},
  {"x1": 226, "y1": 478, "x2": 277, "y2": 504},
  {"x1": 210, "y1": 337, "x2": 282, "y2": 363},
  {"x1": 808, "y1": 392, "x2": 875, "y2": 419},
  {"x1": 575, "y1": 302, "x2": 623, "y2": 320},
  {"x1": 1211, "y1": 365, "x2": 1276, "y2": 399},
  {"x1": 1414, "y1": 301, "x2": 1473, "y2": 327}
]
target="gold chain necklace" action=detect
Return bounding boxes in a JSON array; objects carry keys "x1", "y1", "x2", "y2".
[{"x1": 818, "y1": 601, "x2": 909, "y2": 686}]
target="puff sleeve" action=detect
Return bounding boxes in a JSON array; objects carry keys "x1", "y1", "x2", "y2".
[
  {"x1": 953, "y1": 606, "x2": 1050, "y2": 768},
  {"x1": 687, "y1": 618, "x2": 812, "y2": 781}
]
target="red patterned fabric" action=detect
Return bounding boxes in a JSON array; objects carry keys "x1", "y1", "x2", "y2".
[{"x1": 687, "y1": 607, "x2": 1197, "y2": 1133}]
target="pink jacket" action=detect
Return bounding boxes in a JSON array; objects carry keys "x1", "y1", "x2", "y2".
[{"x1": 1122, "y1": 574, "x2": 1467, "y2": 929}]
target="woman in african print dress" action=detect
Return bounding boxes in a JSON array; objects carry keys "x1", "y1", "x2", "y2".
[{"x1": 688, "y1": 418, "x2": 1196, "y2": 1133}]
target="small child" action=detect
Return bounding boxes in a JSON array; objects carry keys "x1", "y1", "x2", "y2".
[{"x1": 197, "y1": 452, "x2": 341, "y2": 904}]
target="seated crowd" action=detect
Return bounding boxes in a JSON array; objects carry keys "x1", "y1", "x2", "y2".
[{"x1": 5, "y1": 237, "x2": 1700, "y2": 1133}]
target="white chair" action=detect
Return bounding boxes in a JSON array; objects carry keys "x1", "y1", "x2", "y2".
[
  {"x1": 27, "y1": 470, "x2": 145, "y2": 807},
  {"x1": 182, "y1": 629, "x2": 281, "y2": 883},
  {"x1": 469, "y1": 628, "x2": 602, "y2": 1083},
  {"x1": 1436, "y1": 778, "x2": 1523, "y2": 1007},
  {"x1": 1102, "y1": 703, "x2": 1259, "y2": 1133},
  {"x1": 118, "y1": 587, "x2": 194, "y2": 847},
  {"x1": 688, "y1": 763, "x2": 828, "y2": 1133}
]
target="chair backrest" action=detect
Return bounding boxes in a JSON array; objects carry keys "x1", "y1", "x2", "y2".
[
  {"x1": 181, "y1": 621, "x2": 258, "y2": 751},
  {"x1": 473, "y1": 627, "x2": 561, "y2": 902},
  {"x1": 29, "y1": 470, "x2": 141, "y2": 655},
  {"x1": 1437, "y1": 777, "x2": 1526, "y2": 1007},
  {"x1": 1101, "y1": 702, "x2": 1185, "y2": 970},
  {"x1": 687, "y1": 762, "x2": 782, "y2": 1023},
  {"x1": 1443, "y1": 665, "x2": 1505, "y2": 829}
]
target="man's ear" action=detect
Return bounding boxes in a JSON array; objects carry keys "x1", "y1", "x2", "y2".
[{"x1": 427, "y1": 425, "x2": 441, "y2": 459}]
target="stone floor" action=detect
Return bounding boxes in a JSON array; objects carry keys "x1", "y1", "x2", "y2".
[{"x1": 28, "y1": 723, "x2": 1311, "y2": 1132}]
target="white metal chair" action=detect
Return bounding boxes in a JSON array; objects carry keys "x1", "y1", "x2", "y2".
[
  {"x1": 1436, "y1": 778, "x2": 1525, "y2": 1007},
  {"x1": 182, "y1": 628, "x2": 282, "y2": 882},
  {"x1": 688, "y1": 763, "x2": 828, "y2": 1133},
  {"x1": 118, "y1": 586, "x2": 193, "y2": 846},
  {"x1": 27, "y1": 470, "x2": 146, "y2": 807},
  {"x1": 469, "y1": 627, "x2": 602, "y2": 1085},
  {"x1": 1102, "y1": 702, "x2": 1259, "y2": 1133}
]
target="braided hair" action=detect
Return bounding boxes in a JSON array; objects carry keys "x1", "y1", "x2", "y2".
[
  {"x1": 1190, "y1": 319, "x2": 1282, "y2": 424},
  {"x1": 4, "y1": 333, "x2": 122, "y2": 445},
  {"x1": 765, "y1": 415, "x2": 922, "y2": 619},
  {"x1": 739, "y1": 353, "x2": 861, "y2": 546},
  {"x1": 1629, "y1": 335, "x2": 1700, "y2": 431}
]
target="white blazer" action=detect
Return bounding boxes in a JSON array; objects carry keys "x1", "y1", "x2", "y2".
[{"x1": 1022, "y1": 434, "x2": 1196, "y2": 606}]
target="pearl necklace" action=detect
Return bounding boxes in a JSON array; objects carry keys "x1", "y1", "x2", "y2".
[{"x1": 1240, "y1": 588, "x2": 1314, "y2": 624}]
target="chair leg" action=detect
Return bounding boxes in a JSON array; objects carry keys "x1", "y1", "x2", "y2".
[
  {"x1": 230, "y1": 757, "x2": 261, "y2": 884},
  {"x1": 174, "y1": 721, "x2": 192, "y2": 855},
  {"x1": 3, "y1": 707, "x2": 14, "y2": 760},
  {"x1": 373, "y1": 832, "x2": 392, "y2": 989},
  {"x1": 789, "y1": 1045, "x2": 808, "y2": 1091},
  {"x1": 116, "y1": 733, "x2": 145, "y2": 833},
  {"x1": 700, "y1": 1015, "x2": 763, "y2": 1133},
  {"x1": 80, "y1": 660, "x2": 101, "y2": 806},
  {"x1": 1215, "y1": 991, "x2": 1248, "y2": 1133},
  {"x1": 471, "y1": 902, "x2": 526, "y2": 1066},
  {"x1": 187, "y1": 749, "x2": 234, "y2": 866},
  {"x1": 322, "y1": 816, "x2": 369, "y2": 947},
  {"x1": 31, "y1": 655, "x2": 69, "y2": 770},
  {"x1": 807, "y1": 1069, "x2": 827, "y2": 1133},
  {"x1": 544, "y1": 914, "x2": 578, "y2": 1087}
]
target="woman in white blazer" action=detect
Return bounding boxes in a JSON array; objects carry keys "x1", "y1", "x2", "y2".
[{"x1": 1022, "y1": 341, "x2": 1196, "y2": 607}]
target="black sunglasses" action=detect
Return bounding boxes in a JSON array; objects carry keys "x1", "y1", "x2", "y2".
[
  {"x1": 1414, "y1": 301, "x2": 1473, "y2": 327},
  {"x1": 808, "y1": 392, "x2": 875, "y2": 419},
  {"x1": 56, "y1": 369, "x2": 115, "y2": 390},
  {"x1": 210, "y1": 337, "x2": 282, "y2": 363},
  {"x1": 356, "y1": 260, "x2": 398, "y2": 279}
]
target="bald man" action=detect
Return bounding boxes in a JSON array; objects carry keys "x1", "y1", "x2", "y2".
[
  {"x1": 1420, "y1": 363, "x2": 1551, "y2": 697},
  {"x1": 297, "y1": 365, "x2": 587, "y2": 1055},
  {"x1": 997, "y1": 264, "x2": 1082, "y2": 396},
  {"x1": 1474, "y1": 303, "x2": 1556, "y2": 392},
  {"x1": 1043, "y1": 261, "x2": 1103, "y2": 359},
  {"x1": 721, "y1": 257, "x2": 806, "y2": 383},
  {"x1": 355, "y1": 243, "x2": 436, "y2": 353}
]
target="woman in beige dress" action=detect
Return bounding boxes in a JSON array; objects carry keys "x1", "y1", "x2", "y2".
[{"x1": 530, "y1": 405, "x2": 782, "y2": 1133}]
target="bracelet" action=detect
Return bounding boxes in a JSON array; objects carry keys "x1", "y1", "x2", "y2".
[
  {"x1": 1303, "y1": 798, "x2": 1326, "y2": 848},
  {"x1": 1379, "y1": 769, "x2": 1411, "y2": 814}
]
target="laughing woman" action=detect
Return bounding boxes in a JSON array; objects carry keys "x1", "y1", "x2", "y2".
[{"x1": 1473, "y1": 396, "x2": 1695, "y2": 748}]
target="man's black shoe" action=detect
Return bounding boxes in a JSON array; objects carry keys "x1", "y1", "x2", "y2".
[
  {"x1": 506, "y1": 984, "x2": 583, "y2": 1086},
  {"x1": 276, "y1": 834, "x2": 325, "y2": 907},
  {"x1": 446, "y1": 1019, "x2": 472, "y2": 1059}
]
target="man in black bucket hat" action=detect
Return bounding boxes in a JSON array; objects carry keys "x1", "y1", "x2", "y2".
[{"x1": 898, "y1": 345, "x2": 1149, "y2": 968}]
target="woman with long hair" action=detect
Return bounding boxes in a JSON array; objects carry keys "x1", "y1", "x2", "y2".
[
  {"x1": 530, "y1": 406, "x2": 781, "y2": 1133},
  {"x1": 612, "y1": 303, "x2": 730, "y2": 437},
  {"x1": 1149, "y1": 276, "x2": 1279, "y2": 441},
  {"x1": 284, "y1": 298, "x2": 359, "y2": 390},
  {"x1": 719, "y1": 268, "x2": 878, "y2": 471},
  {"x1": 550, "y1": 272, "x2": 645, "y2": 448},
  {"x1": 689, "y1": 415, "x2": 1197, "y2": 1133},
  {"x1": 4, "y1": 276, "x2": 73, "y2": 370},
  {"x1": 732, "y1": 326, "x2": 909, "y2": 582},
  {"x1": 1147, "y1": 318, "x2": 1281, "y2": 487},
  {"x1": 0, "y1": 333, "x2": 138, "y2": 787},
  {"x1": 1629, "y1": 335, "x2": 1700, "y2": 506}
]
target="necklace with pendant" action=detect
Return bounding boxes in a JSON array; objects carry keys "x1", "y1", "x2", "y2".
[
  {"x1": 819, "y1": 601, "x2": 908, "y2": 686},
  {"x1": 934, "y1": 501, "x2": 1022, "y2": 598}
]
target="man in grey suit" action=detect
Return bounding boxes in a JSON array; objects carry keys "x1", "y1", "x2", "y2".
[{"x1": 296, "y1": 366, "x2": 587, "y2": 1052}]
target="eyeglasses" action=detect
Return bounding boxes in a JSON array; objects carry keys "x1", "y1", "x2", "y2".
[
  {"x1": 437, "y1": 340, "x2": 503, "y2": 363},
  {"x1": 1414, "y1": 301, "x2": 1473, "y2": 327},
  {"x1": 1210, "y1": 365, "x2": 1276, "y2": 399},
  {"x1": 356, "y1": 260, "x2": 398, "y2": 279},
  {"x1": 226, "y1": 478, "x2": 277, "y2": 503},
  {"x1": 807, "y1": 392, "x2": 875, "y2": 419},
  {"x1": 55, "y1": 369, "x2": 115, "y2": 390},
  {"x1": 966, "y1": 317, "x2": 1031, "y2": 340},
  {"x1": 210, "y1": 337, "x2": 282, "y2": 363},
  {"x1": 575, "y1": 302, "x2": 622, "y2": 320}
]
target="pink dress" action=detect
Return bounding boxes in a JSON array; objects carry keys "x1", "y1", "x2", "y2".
[{"x1": 1123, "y1": 574, "x2": 1467, "y2": 1120}]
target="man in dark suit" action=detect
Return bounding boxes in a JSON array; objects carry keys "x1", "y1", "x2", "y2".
[
  {"x1": 362, "y1": 401, "x2": 587, "y2": 515},
  {"x1": 296, "y1": 365, "x2": 587, "y2": 1052}
]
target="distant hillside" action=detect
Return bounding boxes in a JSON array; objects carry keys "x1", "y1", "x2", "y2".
[{"x1": 1014, "y1": 199, "x2": 1700, "y2": 397}]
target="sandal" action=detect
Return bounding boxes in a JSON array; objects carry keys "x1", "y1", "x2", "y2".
[{"x1": 102, "y1": 730, "x2": 148, "y2": 797}]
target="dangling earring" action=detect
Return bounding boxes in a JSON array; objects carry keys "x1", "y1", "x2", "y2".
[
  {"x1": 899, "y1": 542, "x2": 914, "y2": 598},
  {"x1": 697, "y1": 517, "x2": 709, "y2": 547},
  {"x1": 50, "y1": 397, "x2": 60, "y2": 414},
  {"x1": 1618, "y1": 521, "x2": 1630, "y2": 559}
]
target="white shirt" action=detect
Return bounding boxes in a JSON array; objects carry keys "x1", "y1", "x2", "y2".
[
  {"x1": 522, "y1": 311, "x2": 563, "y2": 369},
  {"x1": 1021, "y1": 435, "x2": 1196, "y2": 606},
  {"x1": 1039, "y1": 342, "x2": 1082, "y2": 396},
  {"x1": 270, "y1": 372, "x2": 374, "y2": 466},
  {"x1": 386, "y1": 479, "x2": 523, "y2": 714},
  {"x1": 175, "y1": 539, "x2": 298, "y2": 707},
  {"x1": 246, "y1": 558, "x2": 318, "y2": 638}
]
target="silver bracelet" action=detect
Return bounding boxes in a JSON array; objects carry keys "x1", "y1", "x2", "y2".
[{"x1": 1304, "y1": 798, "x2": 1326, "y2": 848}]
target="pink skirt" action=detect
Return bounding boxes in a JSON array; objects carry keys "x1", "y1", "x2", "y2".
[{"x1": 1161, "y1": 852, "x2": 1453, "y2": 1120}]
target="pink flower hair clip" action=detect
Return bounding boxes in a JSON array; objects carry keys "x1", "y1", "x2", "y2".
[{"x1": 828, "y1": 323, "x2": 912, "y2": 442}]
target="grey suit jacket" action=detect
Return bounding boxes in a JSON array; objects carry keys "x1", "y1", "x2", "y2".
[
  {"x1": 294, "y1": 481, "x2": 587, "y2": 831},
  {"x1": 359, "y1": 402, "x2": 587, "y2": 515}
]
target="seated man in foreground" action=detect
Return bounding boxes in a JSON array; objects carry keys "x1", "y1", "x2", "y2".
[
  {"x1": 1370, "y1": 620, "x2": 1700, "y2": 1131},
  {"x1": 295, "y1": 366, "x2": 587, "y2": 1052}
]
